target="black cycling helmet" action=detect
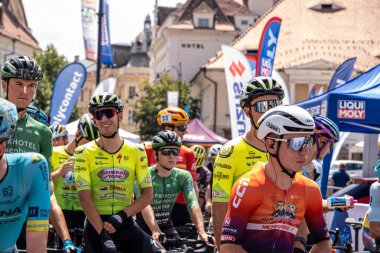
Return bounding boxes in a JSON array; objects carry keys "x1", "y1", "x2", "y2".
[
  {"x1": 240, "y1": 76, "x2": 284, "y2": 108},
  {"x1": 78, "y1": 114, "x2": 100, "y2": 141},
  {"x1": 152, "y1": 130, "x2": 182, "y2": 150},
  {"x1": 1, "y1": 56, "x2": 43, "y2": 81},
  {"x1": 88, "y1": 92, "x2": 123, "y2": 114}
]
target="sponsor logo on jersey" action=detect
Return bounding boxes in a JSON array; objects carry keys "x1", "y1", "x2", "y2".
[
  {"x1": 219, "y1": 144, "x2": 234, "y2": 158},
  {"x1": 98, "y1": 168, "x2": 129, "y2": 181},
  {"x1": 76, "y1": 181, "x2": 85, "y2": 187},
  {"x1": 140, "y1": 156, "x2": 145, "y2": 162},
  {"x1": 109, "y1": 185, "x2": 126, "y2": 191},
  {"x1": 214, "y1": 171, "x2": 229, "y2": 180},
  {"x1": 221, "y1": 235, "x2": 235, "y2": 241},
  {"x1": 2, "y1": 186, "x2": 13, "y2": 197},
  {"x1": 28, "y1": 206, "x2": 39, "y2": 217},
  {"x1": 145, "y1": 177, "x2": 152, "y2": 183},
  {"x1": 75, "y1": 158, "x2": 86, "y2": 163},
  {"x1": 32, "y1": 153, "x2": 43, "y2": 163},
  {"x1": 224, "y1": 217, "x2": 231, "y2": 226},
  {"x1": 0, "y1": 207, "x2": 21, "y2": 217},
  {"x1": 100, "y1": 193, "x2": 126, "y2": 199},
  {"x1": 245, "y1": 151, "x2": 262, "y2": 160},
  {"x1": 214, "y1": 163, "x2": 231, "y2": 170},
  {"x1": 124, "y1": 156, "x2": 129, "y2": 161},
  {"x1": 99, "y1": 186, "x2": 108, "y2": 190},
  {"x1": 39, "y1": 209, "x2": 50, "y2": 218},
  {"x1": 212, "y1": 191, "x2": 223, "y2": 197}
]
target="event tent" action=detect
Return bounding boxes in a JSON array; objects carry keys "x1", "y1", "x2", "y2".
[
  {"x1": 65, "y1": 119, "x2": 140, "y2": 143},
  {"x1": 183, "y1": 118, "x2": 228, "y2": 146}
]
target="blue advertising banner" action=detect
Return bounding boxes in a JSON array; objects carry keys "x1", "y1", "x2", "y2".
[
  {"x1": 328, "y1": 57, "x2": 356, "y2": 90},
  {"x1": 101, "y1": 0, "x2": 113, "y2": 65},
  {"x1": 50, "y1": 62, "x2": 87, "y2": 126},
  {"x1": 256, "y1": 17, "x2": 282, "y2": 77}
]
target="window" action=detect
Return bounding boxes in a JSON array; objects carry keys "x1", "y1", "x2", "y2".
[
  {"x1": 129, "y1": 86, "x2": 136, "y2": 98},
  {"x1": 241, "y1": 20, "x2": 248, "y2": 25},
  {"x1": 127, "y1": 110, "x2": 134, "y2": 125},
  {"x1": 198, "y1": 18, "x2": 209, "y2": 28}
]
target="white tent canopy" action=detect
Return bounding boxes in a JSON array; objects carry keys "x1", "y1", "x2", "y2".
[{"x1": 66, "y1": 120, "x2": 140, "y2": 143}]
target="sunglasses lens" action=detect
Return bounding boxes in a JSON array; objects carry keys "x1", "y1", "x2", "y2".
[
  {"x1": 253, "y1": 100, "x2": 282, "y2": 113},
  {"x1": 176, "y1": 125, "x2": 187, "y2": 132},
  {"x1": 160, "y1": 148, "x2": 180, "y2": 156},
  {"x1": 288, "y1": 137, "x2": 311, "y2": 152},
  {"x1": 94, "y1": 109, "x2": 116, "y2": 120}
]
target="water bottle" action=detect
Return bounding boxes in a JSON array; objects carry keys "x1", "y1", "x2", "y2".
[
  {"x1": 326, "y1": 197, "x2": 357, "y2": 209},
  {"x1": 64, "y1": 171, "x2": 75, "y2": 184}
]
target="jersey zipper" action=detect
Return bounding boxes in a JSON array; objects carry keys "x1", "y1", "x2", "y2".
[{"x1": 112, "y1": 154, "x2": 115, "y2": 214}]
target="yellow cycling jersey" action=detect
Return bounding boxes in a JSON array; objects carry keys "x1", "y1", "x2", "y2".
[
  {"x1": 52, "y1": 146, "x2": 82, "y2": 211},
  {"x1": 74, "y1": 140, "x2": 152, "y2": 215},
  {"x1": 212, "y1": 136, "x2": 268, "y2": 203}
]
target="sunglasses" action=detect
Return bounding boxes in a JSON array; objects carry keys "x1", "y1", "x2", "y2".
[
  {"x1": 160, "y1": 148, "x2": 180, "y2": 156},
  {"x1": 267, "y1": 136, "x2": 313, "y2": 152},
  {"x1": 250, "y1": 100, "x2": 282, "y2": 113},
  {"x1": 175, "y1": 124, "x2": 187, "y2": 132},
  {"x1": 93, "y1": 109, "x2": 117, "y2": 120}
]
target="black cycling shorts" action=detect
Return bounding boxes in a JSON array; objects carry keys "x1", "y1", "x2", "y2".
[{"x1": 171, "y1": 203, "x2": 191, "y2": 227}]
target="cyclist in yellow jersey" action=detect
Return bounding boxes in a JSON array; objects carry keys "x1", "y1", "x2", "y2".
[
  {"x1": 74, "y1": 93, "x2": 160, "y2": 253},
  {"x1": 52, "y1": 114, "x2": 100, "y2": 246},
  {"x1": 212, "y1": 76, "x2": 285, "y2": 250}
]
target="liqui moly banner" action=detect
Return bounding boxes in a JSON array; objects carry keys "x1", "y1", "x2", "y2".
[
  {"x1": 256, "y1": 17, "x2": 282, "y2": 77},
  {"x1": 101, "y1": 0, "x2": 114, "y2": 65},
  {"x1": 337, "y1": 100, "x2": 365, "y2": 119},
  {"x1": 81, "y1": 0, "x2": 97, "y2": 61},
  {"x1": 222, "y1": 45, "x2": 254, "y2": 139},
  {"x1": 50, "y1": 63, "x2": 87, "y2": 126},
  {"x1": 328, "y1": 57, "x2": 356, "y2": 90}
]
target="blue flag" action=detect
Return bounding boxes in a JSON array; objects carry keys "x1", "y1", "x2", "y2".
[
  {"x1": 308, "y1": 85, "x2": 316, "y2": 99},
  {"x1": 101, "y1": 0, "x2": 113, "y2": 65},
  {"x1": 50, "y1": 62, "x2": 87, "y2": 126},
  {"x1": 328, "y1": 57, "x2": 356, "y2": 90},
  {"x1": 256, "y1": 17, "x2": 282, "y2": 77}
]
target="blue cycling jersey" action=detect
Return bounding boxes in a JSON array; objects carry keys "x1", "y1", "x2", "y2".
[{"x1": 0, "y1": 153, "x2": 51, "y2": 252}]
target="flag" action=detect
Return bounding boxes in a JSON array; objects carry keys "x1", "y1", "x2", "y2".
[
  {"x1": 308, "y1": 85, "x2": 317, "y2": 99},
  {"x1": 81, "y1": 0, "x2": 97, "y2": 61},
  {"x1": 92, "y1": 77, "x2": 116, "y2": 96},
  {"x1": 328, "y1": 57, "x2": 356, "y2": 90},
  {"x1": 50, "y1": 63, "x2": 87, "y2": 126},
  {"x1": 222, "y1": 45, "x2": 254, "y2": 139},
  {"x1": 256, "y1": 17, "x2": 282, "y2": 77},
  {"x1": 101, "y1": 0, "x2": 113, "y2": 65}
]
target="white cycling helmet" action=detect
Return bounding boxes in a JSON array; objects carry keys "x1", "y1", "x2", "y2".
[
  {"x1": 208, "y1": 144, "x2": 223, "y2": 158},
  {"x1": 257, "y1": 105, "x2": 315, "y2": 139}
]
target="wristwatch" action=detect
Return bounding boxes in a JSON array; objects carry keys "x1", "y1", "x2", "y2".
[{"x1": 295, "y1": 236, "x2": 307, "y2": 248}]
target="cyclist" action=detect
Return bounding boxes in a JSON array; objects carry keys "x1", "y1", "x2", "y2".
[
  {"x1": 212, "y1": 76, "x2": 284, "y2": 249},
  {"x1": 221, "y1": 105, "x2": 331, "y2": 253},
  {"x1": 1, "y1": 55, "x2": 78, "y2": 252},
  {"x1": 50, "y1": 124, "x2": 69, "y2": 147},
  {"x1": 27, "y1": 104, "x2": 50, "y2": 126},
  {"x1": 137, "y1": 131, "x2": 209, "y2": 248},
  {"x1": 368, "y1": 159, "x2": 380, "y2": 252},
  {"x1": 362, "y1": 212, "x2": 378, "y2": 252},
  {"x1": 52, "y1": 114, "x2": 100, "y2": 245},
  {"x1": 190, "y1": 145, "x2": 212, "y2": 213},
  {"x1": 0, "y1": 98, "x2": 51, "y2": 252},
  {"x1": 74, "y1": 92, "x2": 159, "y2": 253},
  {"x1": 144, "y1": 107, "x2": 197, "y2": 227}
]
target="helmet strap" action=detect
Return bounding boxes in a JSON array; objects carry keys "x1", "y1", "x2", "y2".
[
  {"x1": 275, "y1": 139, "x2": 296, "y2": 179},
  {"x1": 248, "y1": 107, "x2": 259, "y2": 129}
]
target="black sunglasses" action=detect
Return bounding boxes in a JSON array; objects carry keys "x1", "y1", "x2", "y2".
[
  {"x1": 175, "y1": 125, "x2": 187, "y2": 132},
  {"x1": 160, "y1": 148, "x2": 180, "y2": 156},
  {"x1": 93, "y1": 109, "x2": 117, "y2": 120}
]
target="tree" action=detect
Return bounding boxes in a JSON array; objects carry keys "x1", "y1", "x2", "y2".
[
  {"x1": 133, "y1": 73, "x2": 201, "y2": 141},
  {"x1": 33, "y1": 44, "x2": 80, "y2": 122}
]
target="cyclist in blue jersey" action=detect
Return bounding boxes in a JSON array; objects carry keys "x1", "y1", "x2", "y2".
[{"x1": 0, "y1": 98, "x2": 51, "y2": 252}]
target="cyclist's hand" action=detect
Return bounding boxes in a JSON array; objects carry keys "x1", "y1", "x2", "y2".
[
  {"x1": 199, "y1": 231, "x2": 209, "y2": 244},
  {"x1": 63, "y1": 240, "x2": 81, "y2": 253},
  {"x1": 152, "y1": 232, "x2": 166, "y2": 243},
  {"x1": 100, "y1": 229, "x2": 118, "y2": 253},
  {"x1": 106, "y1": 210, "x2": 128, "y2": 231},
  {"x1": 61, "y1": 157, "x2": 74, "y2": 175}
]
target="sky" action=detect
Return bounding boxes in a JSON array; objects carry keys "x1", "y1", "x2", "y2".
[{"x1": 22, "y1": 0, "x2": 186, "y2": 62}]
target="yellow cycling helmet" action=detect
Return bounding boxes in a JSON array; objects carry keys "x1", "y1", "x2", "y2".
[
  {"x1": 190, "y1": 145, "x2": 206, "y2": 168},
  {"x1": 157, "y1": 107, "x2": 189, "y2": 126}
]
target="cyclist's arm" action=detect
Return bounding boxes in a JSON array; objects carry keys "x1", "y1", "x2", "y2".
[
  {"x1": 294, "y1": 219, "x2": 308, "y2": 251},
  {"x1": 309, "y1": 240, "x2": 331, "y2": 253},
  {"x1": 213, "y1": 202, "x2": 228, "y2": 250},
  {"x1": 190, "y1": 206, "x2": 207, "y2": 241},
  {"x1": 140, "y1": 205, "x2": 162, "y2": 235},
  {"x1": 125, "y1": 187, "x2": 153, "y2": 217},
  {"x1": 26, "y1": 231, "x2": 48, "y2": 253},
  {"x1": 49, "y1": 197, "x2": 71, "y2": 241},
  {"x1": 220, "y1": 244, "x2": 247, "y2": 253},
  {"x1": 78, "y1": 189, "x2": 104, "y2": 233}
]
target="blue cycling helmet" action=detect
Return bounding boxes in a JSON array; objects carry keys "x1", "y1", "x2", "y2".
[
  {"x1": 50, "y1": 125, "x2": 68, "y2": 139},
  {"x1": 27, "y1": 105, "x2": 50, "y2": 126},
  {"x1": 313, "y1": 115, "x2": 340, "y2": 160},
  {"x1": 0, "y1": 98, "x2": 18, "y2": 139},
  {"x1": 375, "y1": 159, "x2": 380, "y2": 179}
]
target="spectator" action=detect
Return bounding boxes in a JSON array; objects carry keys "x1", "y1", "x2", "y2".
[{"x1": 330, "y1": 163, "x2": 350, "y2": 192}]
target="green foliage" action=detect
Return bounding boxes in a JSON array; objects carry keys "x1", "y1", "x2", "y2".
[
  {"x1": 33, "y1": 44, "x2": 81, "y2": 121},
  {"x1": 133, "y1": 73, "x2": 201, "y2": 141}
]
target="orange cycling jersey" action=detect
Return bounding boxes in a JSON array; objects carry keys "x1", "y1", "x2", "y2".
[
  {"x1": 221, "y1": 162, "x2": 329, "y2": 253},
  {"x1": 145, "y1": 143, "x2": 196, "y2": 204}
]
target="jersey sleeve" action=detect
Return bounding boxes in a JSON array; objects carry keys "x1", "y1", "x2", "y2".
[
  {"x1": 135, "y1": 145, "x2": 152, "y2": 189},
  {"x1": 304, "y1": 181, "x2": 330, "y2": 243},
  {"x1": 25, "y1": 154, "x2": 51, "y2": 232},
  {"x1": 40, "y1": 126, "x2": 53, "y2": 171},
  {"x1": 212, "y1": 150, "x2": 236, "y2": 203},
  {"x1": 221, "y1": 174, "x2": 260, "y2": 245},
  {"x1": 180, "y1": 170, "x2": 199, "y2": 211},
  {"x1": 74, "y1": 146, "x2": 92, "y2": 191},
  {"x1": 186, "y1": 148, "x2": 197, "y2": 181}
]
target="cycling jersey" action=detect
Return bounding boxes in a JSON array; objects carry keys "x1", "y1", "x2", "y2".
[
  {"x1": 5, "y1": 114, "x2": 53, "y2": 170},
  {"x1": 52, "y1": 146, "x2": 82, "y2": 211},
  {"x1": 0, "y1": 153, "x2": 51, "y2": 252},
  {"x1": 221, "y1": 162, "x2": 330, "y2": 253},
  {"x1": 144, "y1": 143, "x2": 196, "y2": 204},
  {"x1": 368, "y1": 181, "x2": 380, "y2": 222},
  {"x1": 212, "y1": 136, "x2": 268, "y2": 203},
  {"x1": 74, "y1": 140, "x2": 152, "y2": 215},
  {"x1": 197, "y1": 166, "x2": 212, "y2": 199},
  {"x1": 135, "y1": 167, "x2": 198, "y2": 225}
]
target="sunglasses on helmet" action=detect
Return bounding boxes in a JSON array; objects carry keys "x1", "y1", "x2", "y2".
[
  {"x1": 93, "y1": 108, "x2": 117, "y2": 120},
  {"x1": 160, "y1": 148, "x2": 180, "y2": 156},
  {"x1": 267, "y1": 136, "x2": 313, "y2": 152},
  {"x1": 251, "y1": 100, "x2": 282, "y2": 113}
]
